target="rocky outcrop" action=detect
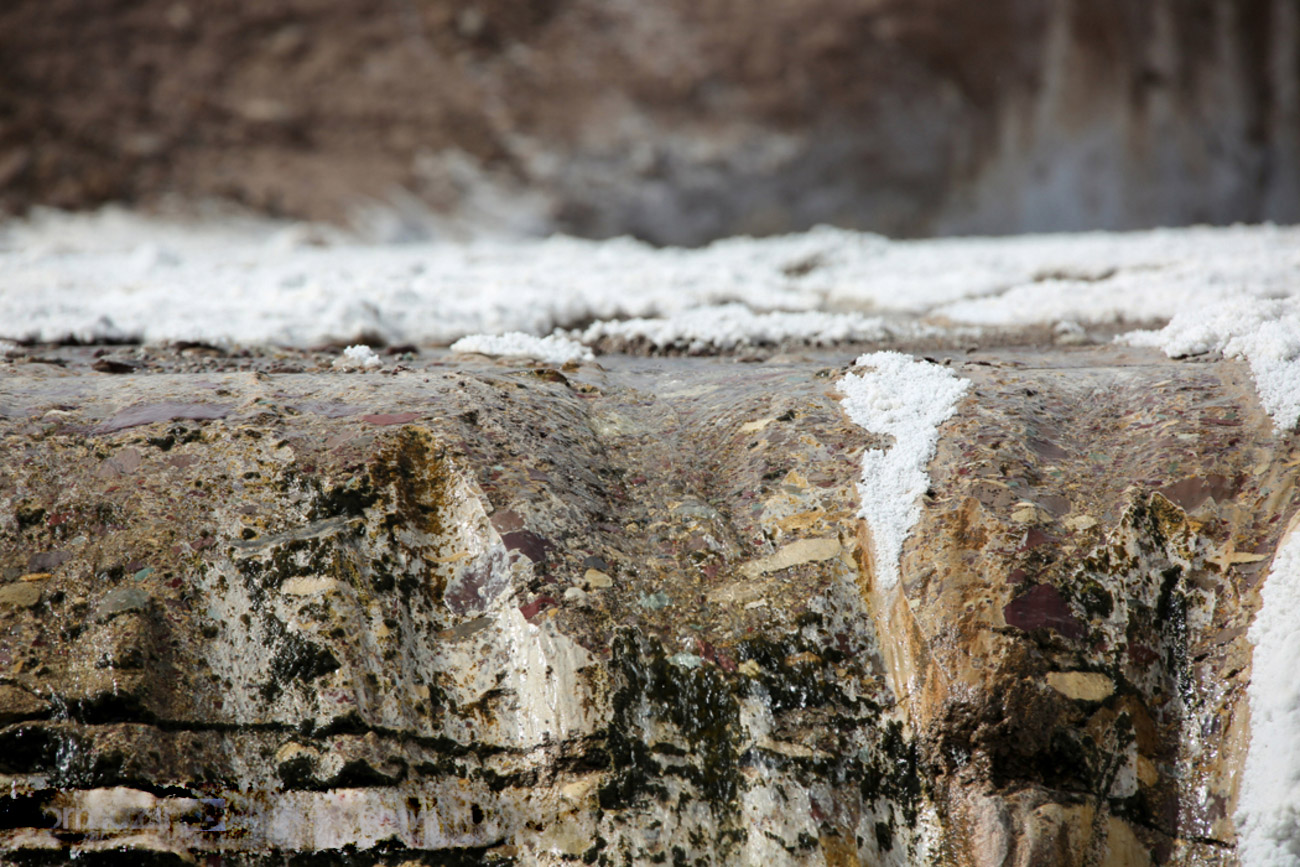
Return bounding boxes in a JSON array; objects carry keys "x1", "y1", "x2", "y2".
[
  {"x1": 2, "y1": 0, "x2": 1297, "y2": 241},
  {"x1": 0, "y1": 341, "x2": 1296, "y2": 864},
  {"x1": 869, "y1": 350, "x2": 1295, "y2": 865}
]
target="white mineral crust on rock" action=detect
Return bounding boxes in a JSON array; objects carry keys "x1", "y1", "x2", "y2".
[
  {"x1": 333, "y1": 344, "x2": 382, "y2": 369},
  {"x1": 578, "y1": 303, "x2": 917, "y2": 352},
  {"x1": 450, "y1": 331, "x2": 594, "y2": 364},
  {"x1": 1238, "y1": 515, "x2": 1300, "y2": 866},
  {"x1": 836, "y1": 351, "x2": 969, "y2": 589},
  {"x1": 1124, "y1": 296, "x2": 1300, "y2": 431}
]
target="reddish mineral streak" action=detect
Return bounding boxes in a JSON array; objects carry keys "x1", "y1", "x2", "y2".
[
  {"x1": 296, "y1": 402, "x2": 364, "y2": 418},
  {"x1": 361, "y1": 412, "x2": 421, "y2": 425},
  {"x1": 520, "y1": 596, "x2": 559, "y2": 621},
  {"x1": 94, "y1": 402, "x2": 233, "y2": 434},
  {"x1": 1003, "y1": 584, "x2": 1086, "y2": 640},
  {"x1": 502, "y1": 530, "x2": 552, "y2": 564}
]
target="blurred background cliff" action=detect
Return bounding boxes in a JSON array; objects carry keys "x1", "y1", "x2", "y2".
[{"x1": 1, "y1": 0, "x2": 1297, "y2": 245}]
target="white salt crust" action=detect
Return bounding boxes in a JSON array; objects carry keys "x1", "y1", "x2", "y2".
[
  {"x1": 450, "y1": 332, "x2": 594, "y2": 364},
  {"x1": 836, "y1": 352, "x2": 970, "y2": 589},
  {"x1": 1237, "y1": 517, "x2": 1300, "y2": 866}
]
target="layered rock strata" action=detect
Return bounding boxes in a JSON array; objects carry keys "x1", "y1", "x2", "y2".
[{"x1": 0, "y1": 342, "x2": 1295, "y2": 865}]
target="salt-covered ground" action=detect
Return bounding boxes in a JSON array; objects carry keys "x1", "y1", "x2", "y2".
[
  {"x1": 0, "y1": 207, "x2": 1295, "y2": 349},
  {"x1": 6, "y1": 207, "x2": 1297, "y2": 430},
  {"x1": 3, "y1": 208, "x2": 1300, "y2": 858}
]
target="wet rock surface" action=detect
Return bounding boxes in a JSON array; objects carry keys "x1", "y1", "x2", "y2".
[{"x1": 0, "y1": 342, "x2": 1296, "y2": 865}]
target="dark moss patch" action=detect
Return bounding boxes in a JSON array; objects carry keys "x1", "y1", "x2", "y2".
[
  {"x1": 858, "y1": 720, "x2": 923, "y2": 826},
  {"x1": 15, "y1": 504, "x2": 45, "y2": 530},
  {"x1": 326, "y1": 758, "x2": 407, "y2": 789},
  {"x1": 261, "y1": 632, "x2": 341, "y2": 701},
  {"x1": 6, "y1": 848, "x2": 194, "y2": 866},
  {"x1": 1069, "y1": 576, "x2": 1115, "y2": 619},
  {"x1": 279, "y1": 844, "x2": 515, "y2": 867},
  {"x1": 874, "y1": 820, "x2": 893, "y2": 852},
  {"x1": 277, "y1": 752, "x2": 319, "y2": 790},
  {"x1": 0, "y1": 726, "x2": 144, "y2": 789},
  {"x1": 599, "y1": 632, "x2": 741, "y2": 829},
  {"x1": 64, "y1": 689, "x2": 156, "y2": 726},
  {"x1": 736, "y1": 636, "x2": 841, "y2": 713},
  {"x1": 310, "y1": 478, "x2": 380, "y2": 521},
  {"x1": 147, "y1": 423, "x2": 202, "y2": 452}
]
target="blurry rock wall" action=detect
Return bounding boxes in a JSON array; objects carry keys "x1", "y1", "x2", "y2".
[{"x1": 1, "y1": 0, "x2": 1297, "y2": 243}]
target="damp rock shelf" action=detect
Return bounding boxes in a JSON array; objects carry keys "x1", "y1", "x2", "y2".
[{"x1": 0, "y1": 343, "x2": 1295, "y2": 866}]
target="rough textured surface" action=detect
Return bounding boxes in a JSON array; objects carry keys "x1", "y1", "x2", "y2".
[
  {"x1": 0, "y1": 340, "x2": 1296, "y2": 864},
  {"x1": 2, "y1": 0, "x2": 1297, "y2": 242}
]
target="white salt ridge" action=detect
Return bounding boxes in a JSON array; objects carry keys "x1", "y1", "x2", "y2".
[
  {"x1": 450, "y1": 332, "x2": 594, "y2": 364},
  {"x1": 333, "y1": 344, "x2": 382, "y2": 370},
  {"x1": 1124, "y1": 297, "x2": 1300, "y2": 430},
  {"x1": 0, "y1": 214, "x2": 825, "y2": 347},
  {"x1": 3, "y1": 209, "x2": 1299, "y2": 348},
  {"x1": 579, "y1": 303, "x2": 934, "y2": 352},
  {"x1": 1237, "y1": 516, "x2": 1300, "y2": 866},
  {"x1": 836, "y1": 352, "x2": 970, "y2": 589},
  {"x1": 920, "y1": 224, "x2": 1300, "y2": 325}
]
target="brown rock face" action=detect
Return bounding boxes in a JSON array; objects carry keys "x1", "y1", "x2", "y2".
[
  {"x1": 0, "y1": 341, "x2": 1296, "y2": 864},
  {"x1": 872, "y1": 350, "x2": 1298, "y2": 865},
  {"x1": 2, "y1": 0, "x2": 1297, "y2": 242}
]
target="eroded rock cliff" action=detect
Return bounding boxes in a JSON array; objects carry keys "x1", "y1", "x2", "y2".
[
  {"x1": 0, "y1": 339, "x2": 1295, "y2": 865},
  {"x1": 2, "y1": 0, "x2": 1297, "y2": 240}
]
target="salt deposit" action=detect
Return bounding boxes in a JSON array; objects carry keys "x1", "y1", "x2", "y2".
[
  {"x1": 836, "y1": 352, "x2": 970, "y2": 589},
  {"x1": 450, "y1": 332, "x2": 594, "y2": 364},
  {"x1": 3, "y1": 210, "x2": 1297, "y2": 353},
  {"x1": 1237, "y1": 516, "x2": 1300, "y2": 865},
  {"x1": 1124, "y1": 297, "x2": 1300, "y2": 431}
]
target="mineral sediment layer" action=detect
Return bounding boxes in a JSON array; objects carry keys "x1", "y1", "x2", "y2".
[{"x1": 0, "y1": 340, "x2": 1295, "y2": 865}]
